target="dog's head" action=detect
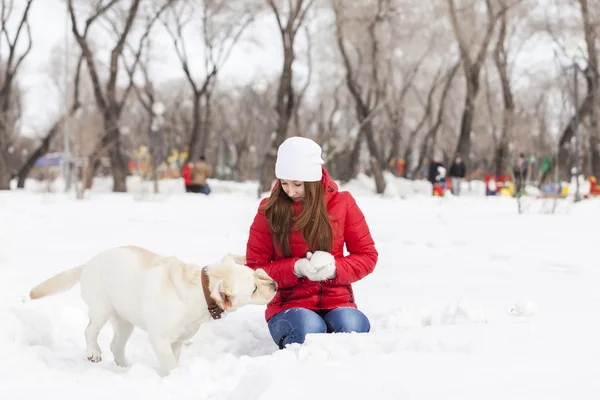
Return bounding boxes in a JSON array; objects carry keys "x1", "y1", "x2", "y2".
[{"x1": 206, "y1": 253, "x2": 277, "y2": 312}]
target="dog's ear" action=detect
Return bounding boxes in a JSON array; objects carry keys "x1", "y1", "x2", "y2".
[
  {"x1": 210, "y1": 279, "x2": 223, "y2": 302},
  {"x1": 254, "y1": 268, "x2": 272, "y2": 281},
  {"x1": 210, "y1": 279, "x2": 232, "y2": 309},
  {"x1": 221, "y1": 253, "x2": 246, "y2": 265},
  {"x1": 233, "y1": 254, "x2": 247, "y2": 265}
]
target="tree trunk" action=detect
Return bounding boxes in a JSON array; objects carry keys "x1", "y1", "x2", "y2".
[
  {"x1": 589, "y1": 81, "x2": 600, "y2": 178},
  {"x1": 186, "y1": 93, "x2": 202, "y2": 166},
  {"x1": 492, "y1": 12, "x2": 514, "y2": 178},
  {"x1": 579, "y1": 0, "x2": 600, "y2": 178},
  {"x1": 259, "y1": 148, "x2": 277, "y2": 195},
  {"x1": 17, "y1": 125, "x2": 61, "y2": 189},
  {"x1": 414, "y1": 63, "x2": 459, "y2": 177},
  {"x1": 16, "y1": 97, "x2": 84, "y2": 189},
  {"x1": 414, "y1": 135, "x2": 431, "y2": 178},
  {"x1": 492, "y1": 97, "x2": 514, "y2": 178},
  {"x1": 545, "y1": 89, "x2": 594, "y2": 182},
  {"x1": 0, "y1": 124, "x2": 9, "y2": 189},
  {"x1": 343, "y1": 134, "x2": 363, "y2": 183},
  {"x1": 370, "y1": 155, "x2": 385, "y2": 194},
  {"x1": 386, "y1": 122, "x2": 402, "y2": 171},
  {"x1": 366, "y1": 137, "x2": 385, "y2": 193},
  {"x1": 0, "y1": 0, "x2": 34, "y2": 190},
  {"x1": 83, "y1": 111, "x2": 126, "y2": 191},
  {"x1": 494, "y1": 139, "x2": 509, "y2": 177},
  {"x1": 0, "y1": 151, "x2": 9, "y2": 190},
  {"x1": 103, "y1": 108, "x2": 128, "y2": 192},
  {"x1": 590, "y1": 132, "x2": 600, "y2": 178},
  {"x1": 447, "y1": 0, "x2": 500, "y2": 162},
  {"x1": 455, "y1": 92, "x2": 475, "y2": 159},
  {"x1": 198, "y1": 92, "x2": 212, "y2": 158},
  {"x1": 108, "y1": 144, "x2": 127, "y2": 193},
  {"x1": 84, "y1": 157, "x2": 102, "y2": 190}
]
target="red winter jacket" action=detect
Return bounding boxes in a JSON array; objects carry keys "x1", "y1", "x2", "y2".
[
  {"x1": 245, "y1": 168, "x2": 378, "y2": 321},
  {"x1": 182, "y1": 163, "x2": 193, "y2": 186}
]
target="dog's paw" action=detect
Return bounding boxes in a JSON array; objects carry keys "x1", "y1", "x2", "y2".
[
  {"x1": 87, "y1": 350, "x2": 102, "y2": 363},
  {"x1": 114, "y1": 358, "x2": 129, "y2": 368},
  {"x1": 111, "y1": 351, "x2": 128, "y2": 367}
]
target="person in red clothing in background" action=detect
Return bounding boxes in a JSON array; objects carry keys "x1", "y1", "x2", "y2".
[
  {"x1": 245, "y1": 136, "x2": 378, "y2": 349},
  {"x1": 182, "y1": 161, "x2": 193, "y2": 192}
]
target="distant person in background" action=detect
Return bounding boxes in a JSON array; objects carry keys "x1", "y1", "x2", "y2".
[
  {"x1": 428, "y1": 154, "x2": 446, "y2": 186},
  {"x1": 191, "y1": 155, "x2": 212, "y2": 195},
  {"x1": 513, "y1": 153, "x2": 528, "y2": 196},
  {"x1": 448, "y1": 154, "x2": 466, "y2": 196},
  {"x1": 182, "y1": 161, "x2": 194, "y2": 192},
  {"x1": 182, "y1": 156, "x2": 212, "y2": 194}
]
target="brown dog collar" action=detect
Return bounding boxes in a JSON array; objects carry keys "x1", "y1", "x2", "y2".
[{"x1": 201, "y1": 266, "x2": 224, "y2": 320}]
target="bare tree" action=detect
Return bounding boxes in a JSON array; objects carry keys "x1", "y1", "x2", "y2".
[
  {"x1": 162, "y1": 0, "x2": 255, "y2": 169},
  {"x1": 579, "y1": 0, "x2": 599, "y2": 179},
  {"x1": 120, "y1": 2, "x2": 175, "y2": 192},
  {"x1": 292, "y1": 24, "x2": 313, "y2": 134},
  {"x1": 402, "y1": 64, "x2": 445, "y2": 177},
  {"x1": 213, "y1": 84, "x2": 275, "y2": 181},
  {"x1": 67, "y1": 0, "x2": 149, "y2": 191},
  {"x1": 492, "y1": 10, "x2": 515, "y2": 177},
  {"x1": 0, "y1": 0, "x2": 34, "y2": 190},
  {"x1": 447, "y1": 0, "x2": 516, "y2": 166},
  {"x1": 258, "y1": 0, "x2": 315, "y2": 194},
  {"x1": 414, "y1": 62, "x2": 460, "y2": 177},
  {"x1": 382, "y1": 43, "x2": 431, "y2": 174},
  {"x1": 16, "y1": 54, "x2": 84, "y2": 188},
  {"x1": 314, "y1": 80, "x2": 345, "y2": 150},
  {"x1": 150, "y1": 81, "x2": 193, "y2": 157},
  {"x1": 333, "y1": 0, "x2": 390, "y2": 193},
  {"x1": 538, "y1": 0, "x2": 599, "y2": 182}
]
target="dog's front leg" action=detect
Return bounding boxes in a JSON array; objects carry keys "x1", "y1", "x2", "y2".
[
  {"x1": 172, "y1": 340, "x2": 184, "y2": 363},
  {"x1": 149, "y1": 335, "x2": 179, "y2": 375}
]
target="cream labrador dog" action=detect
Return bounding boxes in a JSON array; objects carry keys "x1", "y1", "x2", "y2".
[{"x1": 27, "y1": 246, "x2": 277, "y2": 375}]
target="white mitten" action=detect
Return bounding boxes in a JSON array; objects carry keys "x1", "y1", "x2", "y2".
[
  {"x1": 307, "y1": 251, "x2": 334, "y2": 268},
  {"x1": 305, "y1": 262, "x2": 336, "y2": 281},
  {"x1": 293, "y1": 257, "x2": 312, "y2": 278},
  {"x1": 305, "y1": 251, "x2": 336, "y2": 281}
]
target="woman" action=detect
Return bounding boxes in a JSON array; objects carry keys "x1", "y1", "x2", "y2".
[{"x1": 245, "y1": 136, "x2": 378, "y2": 349}]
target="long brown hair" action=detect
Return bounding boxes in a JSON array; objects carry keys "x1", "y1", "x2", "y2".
[{"x1": 261, "y1": 180, "x2": 333, "y2": 257}]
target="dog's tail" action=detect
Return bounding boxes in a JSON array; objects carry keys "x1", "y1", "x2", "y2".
[{"x1": 29, "y1": 265, "x2": 84, "y2": 300}]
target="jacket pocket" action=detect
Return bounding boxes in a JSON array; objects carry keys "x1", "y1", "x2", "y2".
[{"x1": 279, "y1": 287, "x2": 295, "y2": 306}]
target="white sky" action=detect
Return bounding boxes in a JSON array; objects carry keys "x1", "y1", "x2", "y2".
[
  {"x1": 18, "y1": 0, "x2": 285, "y2": 137},
  {"x1": 15, "y1": 0, "x2": 569, "y2": 140}
]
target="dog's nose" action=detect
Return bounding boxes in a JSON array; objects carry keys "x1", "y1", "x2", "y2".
[{"x1": 271, "y1": 281, "x2": 278, "y2": 291}]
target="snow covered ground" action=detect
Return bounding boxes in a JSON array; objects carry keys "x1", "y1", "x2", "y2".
[{"x1": 1, "y1": 175, "x2": 599, "y2": 399}]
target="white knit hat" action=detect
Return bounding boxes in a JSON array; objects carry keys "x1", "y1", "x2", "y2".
[{"x1": 275, "y1": 136, "x2": 324, "y2": 182}]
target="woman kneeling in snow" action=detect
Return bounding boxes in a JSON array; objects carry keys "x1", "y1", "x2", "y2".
[{"x1": 245, "y1": 136, "x2": 378, "y2": 349}]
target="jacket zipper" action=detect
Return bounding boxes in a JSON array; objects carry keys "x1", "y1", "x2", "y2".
[
  {"x1": 280, "y1": 288, "x2": 294, "y2": 306},
  {"x1": 317, "y1": 282, "x2": 323, "y2": 309},
  {"x1": 346, "y1": 285, "x2": 354, "y2": 303}
]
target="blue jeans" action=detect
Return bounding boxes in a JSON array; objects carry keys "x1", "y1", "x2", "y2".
[
  {"x1": 185, "y1": 183, "x2": 211, "y2": 195},
  {"x1": 267, "y1": 307, "x2": 371, "y2": 349}
]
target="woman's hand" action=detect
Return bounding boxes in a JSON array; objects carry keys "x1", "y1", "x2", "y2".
[
  {"x1": 294, "y1": 251, "x2": 336, "y2": 280},
  {"x1": 293, "y1": 257, "x2": 312, "y2": 278},
  {"x1": 305, "y1": 251, "x2": 336, "y2": 281}
]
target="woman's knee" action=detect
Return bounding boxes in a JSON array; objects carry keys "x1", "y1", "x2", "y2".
[
  {"x1": 323, "y1": 307, "x2": 370, "y2": 333},
  {"x1": 268, "y1": 308, "x2": 327, "y2": 348}
]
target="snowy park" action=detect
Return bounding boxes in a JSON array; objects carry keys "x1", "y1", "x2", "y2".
[
  {"x1": 1, "y1": 176, "x2": 599, "y2": 399},
  {"x1": 2, "y1": 0, "x2": 600, "y2": 398}
]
